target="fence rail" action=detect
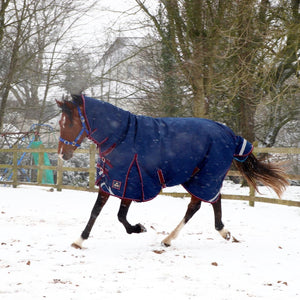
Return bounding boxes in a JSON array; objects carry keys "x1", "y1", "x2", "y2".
[{"x1": 0, "y1": 144, "x2": 299, "y2": 207}]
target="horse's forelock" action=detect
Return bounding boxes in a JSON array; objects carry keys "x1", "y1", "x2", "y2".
[
  {"x1": 60, "y1": 95, "x2": 82, "y2": 123},
  {"x1": 61, "y1": 101, "x2": 73, "y2": 122}
]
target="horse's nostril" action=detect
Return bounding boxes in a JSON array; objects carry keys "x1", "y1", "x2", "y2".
[
  {"x1": 63, "y1": 152, "x2": 73, "y2": 161},
  {"x1": 59, "y1": 152, "x2": 72, "y2": 161}
]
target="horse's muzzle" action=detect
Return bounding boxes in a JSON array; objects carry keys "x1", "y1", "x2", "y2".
[{"x1": 58, "y1": 152, "x2": 73, "y2": 161}]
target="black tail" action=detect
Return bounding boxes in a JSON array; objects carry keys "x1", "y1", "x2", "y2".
[{"x1": 234, "y1": 153, "x2": 289, "y2": 198}]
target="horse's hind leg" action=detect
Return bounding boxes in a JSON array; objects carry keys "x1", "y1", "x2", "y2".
[
  {"x1": 212, "y1": 195, "x2": 231, "y2": 240},
  {"x1": 117, "y1": 199, "x2": 147, "y2": 234},
  {"x1": 71, "y1": 189, "x2": 109, "y2": 249},
  {"x1": 162, "y1": 195, "x2": 201, "y2": 247}
]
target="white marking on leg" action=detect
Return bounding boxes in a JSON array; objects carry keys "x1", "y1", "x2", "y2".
[
  {"x1": 162, "y1": 219, "x2": 185, "y2": 247},
  {"x1": 71, "y1": 236, "x2": 84, "y2": 249},
  {"x1": 219, "y1": 228, "x2": 231, "y2": 240}
]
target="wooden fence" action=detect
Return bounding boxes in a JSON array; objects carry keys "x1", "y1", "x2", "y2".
[{"x1": 0, "y1": 144, "x2": 299, "y2": 207}]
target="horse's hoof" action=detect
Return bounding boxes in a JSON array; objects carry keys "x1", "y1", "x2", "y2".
[
  {"x1": 219, "y1": 228, "x2": 231, "y2": 241},
  {"x1": 128, "y1": 224, "x2": 147, "y2": 234},
  {"x1": 161, "y1": 238, "x2": 171, "y2": 247},
  {"x1": 71, "y1": 242, "x2": 82, "y2": 249},
  {"x1": 225, "y1": 232, "x2": 231, "y2": 240},
  {"x1": 71, "y1": 237, "x2": 84, "y2": 249},
  {"x1": 139, "y1": 224, "x2": 147, "y2": 233}
]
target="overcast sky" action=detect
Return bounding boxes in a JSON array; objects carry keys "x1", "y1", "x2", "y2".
[{"x1": 70, "y1": 0, "x2": 150, "y2": 48}]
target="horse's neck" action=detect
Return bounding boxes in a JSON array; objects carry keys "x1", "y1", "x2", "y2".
[{"x1": 84, "y1": 96, "x2": 131, "y2": 145}]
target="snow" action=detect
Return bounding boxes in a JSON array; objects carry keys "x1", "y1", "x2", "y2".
[
  {"x1": 0, "y1": 183, "x2": 300, "y2": 299},
  {"x1": 71, "y1": 0, "x2": 147, "y2": 47}
]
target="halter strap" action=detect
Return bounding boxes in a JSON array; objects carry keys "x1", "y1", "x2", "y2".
[{"x1": 59, "y1": 105, "x2": 89, "y2": 147}]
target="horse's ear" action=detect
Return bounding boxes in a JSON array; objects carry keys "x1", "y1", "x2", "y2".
[{"x1": 56, "y1": 99, "x2": 63, "y2": 108}]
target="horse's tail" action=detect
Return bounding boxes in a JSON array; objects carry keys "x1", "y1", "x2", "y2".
[{"x1": 234, "y1": 153, "x2": 289, "y2": 198}]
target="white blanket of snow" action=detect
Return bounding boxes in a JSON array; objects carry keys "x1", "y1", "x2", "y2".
[{"x1": 0, "y1": 182, "x2": 299, "y2": 300}]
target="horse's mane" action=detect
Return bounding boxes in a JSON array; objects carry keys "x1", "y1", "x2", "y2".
[
  {"x1": 60, "y1": 94, "x2": 83, "y2": 122},
  {"x1": 71, "y1": 94, "x2": 83, "y2": 106}
]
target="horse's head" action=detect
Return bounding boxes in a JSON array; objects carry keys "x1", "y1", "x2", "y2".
[{"x1": 56, "y1": 96, "x2": 89, "y2": 160}]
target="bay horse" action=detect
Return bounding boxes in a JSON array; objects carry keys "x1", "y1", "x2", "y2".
[{"x1": 57, "y1": 94, "x2": 289, "y2": 249}]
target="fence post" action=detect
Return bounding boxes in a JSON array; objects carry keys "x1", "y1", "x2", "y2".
[
  {"x1": 56, "y1": 157, "x2": 63, "y2": 191},
  {"x1": 37, "y1": 144, "x2": 44, "y2": 185},
  {"x1": 249, "y1": 186, "x2": 255, "y2": 207},
  {"x1": 89, "y1": 144, "x2": 96, "y2": 191},
  {"x1": 12, "y1": 144, "x2": 18, "y2": 188},
  {"x1": 248, "y1": 141, "x2": 258, "y2": 207}
]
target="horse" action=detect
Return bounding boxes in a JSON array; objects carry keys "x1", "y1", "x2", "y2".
[{"x1": 56, "y1": 94, "x2": 289, "y2": 249}]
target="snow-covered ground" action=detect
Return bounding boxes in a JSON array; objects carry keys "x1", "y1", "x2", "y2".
[{"x1": 0, "y1": 182, "x2": 299, "y2": 300}]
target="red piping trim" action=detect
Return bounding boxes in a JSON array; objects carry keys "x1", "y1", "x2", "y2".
[
  {"x1": 157, "y1": 169, "x2": 166, "y2": 188},
  {"x1": 135, "y1": 155, "x2": 145, "y2": 200},
  {"x1": 233, "y1": 145, "x2": 254, "y2": 157},
  {"x1": 81, "y1": 95, "x2": 109, "y2": 149},
  {"x1": 181, "y1": 185, "x2": 221, "y2": 203},
  {"x1": 81, "y1": 95, "x2": 91, "y2": 133},
  {"x1": 102, "y1": 143, "x2": 116, "y2": 156},
  {"x1": 122, "y1": 154, "x2": 145, "y2": 201},
  {"x1": 191, "y1": 167, "x2": 200, "y2": 177},
  {"x1": 122, "y1": 154, "x2": 138, "y2": 199},
  {"x1": 97, "y1": 186, "x2": 158, "y2": 203}
]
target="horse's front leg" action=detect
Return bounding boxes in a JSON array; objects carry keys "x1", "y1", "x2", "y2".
[
  {"x1": 117, "y1": 199, "x2": 147, "y2": 234},
  {"x1": 71, "y1": 189, "x2": 109, "y2": 249},
  {"x1": 212, "y1": 195, "x2": 231, "y2": 240}
]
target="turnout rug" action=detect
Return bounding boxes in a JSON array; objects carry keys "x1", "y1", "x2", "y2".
[{"x1": 82, "y1": 96, "x2": 253, "y2": 202}]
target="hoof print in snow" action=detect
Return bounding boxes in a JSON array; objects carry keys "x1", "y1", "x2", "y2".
[
  {"x1": 277, "y1": 281, "x2": 288, "y2": 286},
  {"x1": 211, "y1": 262, "x2": 218, "y2": 266},
  {"x1": 152, "y1": 249, "x2": 166, "y2": 254},
  {"x1": 232, "y1": 236, "x2": 240, "y2": 243}
]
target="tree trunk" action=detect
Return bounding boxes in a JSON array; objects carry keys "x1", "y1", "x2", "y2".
[
  {"x1": 0, "y1": 0, "x2": 10, "y2": 44},
  {"x1": 240, "y1": 98, "x2": 256, "y2": 142},
  {"x1": 191, "y1": 77, "x2": 207, "y2": 118},
  {"x1": 0, "y1": 22, "x2": 21, "y2": 131}
]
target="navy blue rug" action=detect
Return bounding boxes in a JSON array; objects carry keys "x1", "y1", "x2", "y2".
[{"x1": 82, "y1": 96, "x2": 253, "y2": 202}]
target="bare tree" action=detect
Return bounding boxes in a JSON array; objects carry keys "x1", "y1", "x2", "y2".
[
  {"x1": 136, "y1": 0, "x2": 299, "y2": 145},
  {"x1": 0, "y1": 0, "x2": 96, "y2": 132},
  {"x1": 136, "y1": 0, "x2": 227, "y2": 118},
  {"x1": 256, "y1": 0, "x2": 300, "y2": 147}
]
